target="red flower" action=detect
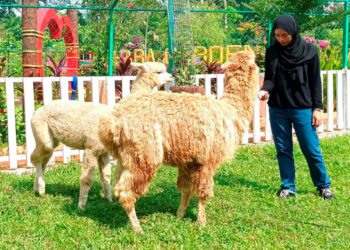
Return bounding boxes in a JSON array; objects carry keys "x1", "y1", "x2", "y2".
[{"x1": 127, "y1": 2, "x2": 133, "y2": 8}]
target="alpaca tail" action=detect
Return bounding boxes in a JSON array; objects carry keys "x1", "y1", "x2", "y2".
[{"x1": 98, "y1": 113, "x2": 121, "y2": 158}]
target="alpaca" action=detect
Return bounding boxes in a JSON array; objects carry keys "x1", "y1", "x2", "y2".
[
  {"x1": 30, "y1": 62, "x2": 173, "y2": 209},
  {"x1": 98, "y1": 50, "x2": 259, "y2": 232}
]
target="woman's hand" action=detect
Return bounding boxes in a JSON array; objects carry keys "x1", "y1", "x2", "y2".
[
  {"x1": 312, "y1": 109, "x2": 323, "y2": 127},
  {"x1": 258, "y1": 90, "x2": 269, "y2": 101}
]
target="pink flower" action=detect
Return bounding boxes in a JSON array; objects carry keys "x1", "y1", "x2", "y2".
[
  {"x1": 304, "y1": 36, "x2": 316, "y2": 44},
  {"x1": 318, "y1": 40, "x2": 330, "y2": 49},
  {"x1": 131, "y1": 36, "x2": 142, "y2": 44},
  {"x1": 127, "y1": 2, "x2": 133, "y2": 9}
]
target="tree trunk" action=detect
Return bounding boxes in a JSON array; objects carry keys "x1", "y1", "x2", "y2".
[
  {"x1": 22, "y1": 0, "x2": 39, "y2": 77},
  {"x1": 66, "y1": 9, "x2": 80, "y2": 76}
]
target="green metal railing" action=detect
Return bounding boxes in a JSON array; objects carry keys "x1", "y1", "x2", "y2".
[{"x1": 342, "y1": 0, "x2": 349, "y2": 68}]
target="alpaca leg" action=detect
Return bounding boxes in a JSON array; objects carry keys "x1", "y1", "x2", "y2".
[
  {"x1": 198, "y1": 198, "x2": 207, "y2": 226},
  {"x1": 193, "y1": 166, "x2": 215, "y2": 226},
  {"x1": 116, "y1": 169, "x2": 143, "y2": 233},
  {"x1": 176, "y1": 168, "x2": 192, "y2": 218},
  {"x1": 176, "y1": 190, "x2": 191, "y2": 218},
  {"x1": 31, "y1": 124, "x2": 56, "y2": 195},
  {"x1": 98, "y1": 154, "x2": 112, "y2": 202},
  {"x1": 31, "y1": 146, "x2": 53, "y2": 195},
  {"x1": 114, "y1": 159, "x2": 123, "y2": 185},
  {"x1": 117, "y1": 162, "x2": 158, "y2": 233},
  {"x1": 33, "y1": 159, "x2": 45, "y2": 195},
  {"x1": 125, "y1": 204, "x2": 143, "y2": 233},
  {"x1": 78, "y1": 150, "x2": 97, "y2": 209}
]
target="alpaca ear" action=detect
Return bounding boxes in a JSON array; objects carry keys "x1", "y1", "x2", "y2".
[
  {"x1": 130, "y1": 62, "x2": 148, "y2": 73},
  {"x1": 221, "y1": 61, "x2": 232, "y2": 71}
]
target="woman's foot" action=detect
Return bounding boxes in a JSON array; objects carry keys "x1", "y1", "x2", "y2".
[
  {"x1": 278, "y1": 189, "x2": 295, "y2": 199},
  {"x1": 320, "y1": 188, "x2": 334, "y2": 200}
]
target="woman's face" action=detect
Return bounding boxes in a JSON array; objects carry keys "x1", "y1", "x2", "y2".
[{"x1": 275, "y1": 28, "x2": 293, "y2": 46}]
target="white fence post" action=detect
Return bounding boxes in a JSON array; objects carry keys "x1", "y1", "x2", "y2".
[
  {"x1": 216, "y1": 74, "x2": 225, "y2": 99},
  {"x1": 327, "y1": 71, "x2": 334, "y2": 131},
  {"x1": 264, "y1": 102, "x2": 272, "y2": 141},
  {"x1": 317, "y1": 72, "x2": 325, "y2": 133},
  {"x1": 336, "y1": 71, "x2": 344, "y2": 130},
  {"x1": 107, "y1": 76, "x2": 117, "y2": 107},
  {"x1": 253, "y1": 71, "x2": 261, "y2": 143},
  {"x1": 204, "y1": 75, "x2": 211, "y2": 96},
  {"x1": 59, "y1": 77, "x2": 71, "y2": 163},
  {"x1": 346, "y1": 70, "x2": 350, "y2": 129},
  {"x1": 122, "y1": 76, "x2": 132, "y2": 98},
  {"x1": 23, "y1": 77, "x2": 40, "y2": 168},
  {"x1": 5, "y1": 78, "x2": 20, "y2": 169},
  {"x1": 42, "y1": 77, "x2": 55, "y2": 105}
]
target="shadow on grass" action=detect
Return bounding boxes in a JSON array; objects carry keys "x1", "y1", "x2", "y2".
[
  {"x1": 215, "y1": 172, "x2": 274, "y2": 192},
  {"x1": 10, "y1": 178, "x2": 198, "y2": 229}
]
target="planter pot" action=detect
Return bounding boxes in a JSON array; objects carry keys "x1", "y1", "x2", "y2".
[{"x1": 169, "y1": 85, "x2": 205, "y2": 95}]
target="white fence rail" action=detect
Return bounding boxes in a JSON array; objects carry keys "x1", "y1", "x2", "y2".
[{"x1": 0, "y1": 70, "x2": 350, "y2": 170}]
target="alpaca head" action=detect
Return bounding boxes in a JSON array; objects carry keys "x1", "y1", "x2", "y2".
[
  {"x1": 131, "y1": 62, "x2": 174, "y2": 90},
  {"x1": 222, "y1": 49, "x2": 258, "y2": 101},
  {"x1": 221, "y1": 49, "x2": 256, "y2": 72}
]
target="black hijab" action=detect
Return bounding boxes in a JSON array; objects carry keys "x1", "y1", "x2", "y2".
[{"x1": 267, "y1": 15, "x2": 317, "y2": 84}]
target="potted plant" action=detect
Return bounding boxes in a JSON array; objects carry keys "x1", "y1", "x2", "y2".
[{"x1": 170, "y1": 46, "x2": 205, "y2": 95}]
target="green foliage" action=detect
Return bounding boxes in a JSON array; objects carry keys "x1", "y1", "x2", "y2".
[
  {"x1": 0, "y1": 57, "x2": 6, "y2": 76},
  {"x1": 0, "y1": 15, "x2": 22, "y2": 77},
  {"x1": 0, "y1": 0, "x2": 18, "y2": 20},
  {"x1": 319, "y1": 46, "x2": 342, "y2": 70},
  {"x1": 46, "y1": 55, "x2": 67, "y2": 76},
  {"x1": 0, "y1": 87, "x2": 26, "y2": 146},
  {"x1": 0, "y1": 135, "x2": 350, "y2": 248},
  {"x1": 1, "y1": 0, "x2": 349, "y2": 76},
  {"x1": 253, "y1": 45, "x2": 266, "y2": 70},
  {"x1": 172, "y1": 46, "x2": 196, "y2": 86},
  {"x1": 191, "y1": 4, "x2": 227, "y2": 47}
]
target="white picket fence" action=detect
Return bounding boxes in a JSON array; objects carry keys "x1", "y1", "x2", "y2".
[{"x1": 0, "y1": 70, "x2": 350, "y2": 170}]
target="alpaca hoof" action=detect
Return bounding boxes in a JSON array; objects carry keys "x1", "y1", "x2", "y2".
[
  {"x1": 78, "y1": 202, "x2": 86, "y2": 210},
  {"x1": 176, "y1": 210, "x2": 185, "y2": 218},
  {"x1": 197, "y1": 218, "x2": 206, "y2": 226},
  {"x1": 38, "y1": 189, "x2": 45, "y2": 196},
  {"x1": 132, "y1": 225, "x2": 144, "y2": 234},
  {"x1": 100, "y1": 191, "x2": 112, "y2": 202},
  {"x1": 33, "y1": 183, "x2": 39, "y2": 193}
]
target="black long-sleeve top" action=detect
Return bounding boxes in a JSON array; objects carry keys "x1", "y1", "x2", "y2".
[{"x1": 261, "y1": 46, "x2": 323, "y2": 110}]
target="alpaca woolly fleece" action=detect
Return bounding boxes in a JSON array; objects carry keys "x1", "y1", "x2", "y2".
[
  {"x1": 30, "y1": 61, "x2": 171, "y2": 209},
  {"x1": 99, "y1": 50, "x2": 259, "y2": 232}
]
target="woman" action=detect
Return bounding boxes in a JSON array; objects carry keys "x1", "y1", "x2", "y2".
[{"x1": 258, "y1": 15, "x2": 334, "y2": 199}]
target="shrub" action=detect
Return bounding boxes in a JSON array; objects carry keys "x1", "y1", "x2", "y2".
[{"x1": 0, "y1": 86, "x2": 26, "y2": 146}]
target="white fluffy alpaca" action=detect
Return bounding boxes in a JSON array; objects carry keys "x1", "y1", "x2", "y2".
[{"x1": 30, "y1": 62, "x2": 173, "y2": 209}]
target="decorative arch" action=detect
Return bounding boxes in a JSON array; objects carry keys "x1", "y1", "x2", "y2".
[{"x1": 36, "y1": 9, "x2": 79, "y2": 76}]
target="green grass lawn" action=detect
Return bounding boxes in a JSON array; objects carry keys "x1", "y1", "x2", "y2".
[{"x1": 1, "y1": 135, "x2": 350, "y2": 249}]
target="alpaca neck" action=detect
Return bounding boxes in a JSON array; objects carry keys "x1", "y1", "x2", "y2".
[
  {"x1": 131, "y1": 75, "x2": 155, "y2": 94},
  {"x1": 220, "y1": 65, "x2": 258, "y2": 137}
]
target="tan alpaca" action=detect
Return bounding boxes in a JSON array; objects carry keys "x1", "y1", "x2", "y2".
[
  {"x1": 30, "y1": 63, "x2": 173, "y2": 209},
  {"x1": 99, "y1": 50, "x2": 259, "y2": 232}
]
